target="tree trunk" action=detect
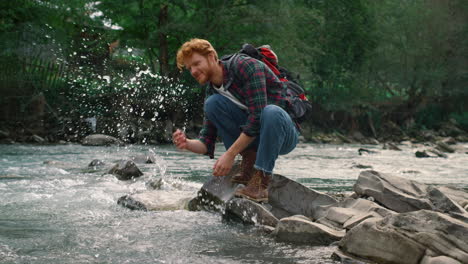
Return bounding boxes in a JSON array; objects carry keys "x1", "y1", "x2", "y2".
[{"x1": 158, "y1": 4, "x2": 169, "y2": 76}]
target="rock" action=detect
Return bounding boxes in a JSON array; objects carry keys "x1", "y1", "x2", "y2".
[
  {"x1": 339, "y1": 210, "x2": 468, "y2": 264},
  {"x1": 273, "y1": 215, "x2": 345, "y2": 245},
  {"x1": 335, "y1": 133, "x2": 354, "y2": 143},
  {"x1": 108, "y1": 160, "x2": 143, "y2": 180},
  {"x1": 31, "y1": 134, "x2": 45, "y2": 143},
  {"x1": 420, "y1": 255, "x2": 462, "y2": 264},
  {"x1": 82, "y1": 134, "x2": 124, "y2": 146},
  {"x1": 358, "y1": 148, "x2": 377, "y2": 155},
  {"x1": 223, "y1": 198, "x2": 279, "y2": 227},
  {"x1": 427, "y1": 186, "x2": 467, "y2": 215},
  {"x1": 0, "y1": 130, "x2": 9, "y2": 138},
  {"x1": 88, "y1": 159, "x2": 105, "y2": 167},
  {"x1": 416, "y1": 150, "x2": 431, "y2": 158},
  {"x1": 351, "y1": 131, "x2": 366, "y2": 142},
  {"x1": 383, "y1": 142, "x2": 402, "y2": 151},
  {"x1": 130, "y1": 153, "x2": 157, "y2": 164},
  {"x1": 117, "y1": 190, "x2": 195, "y2": 211},
  {"x1": 351, "y1": 163, "x2": 373, "y2": 169},
  {"x1": 268, "y1": 174, "x2": 338, "y2": 220},
  {"x1": 437, "y1": 186, "x2": 468, "y2": 209},
  {"x1": 331, "y1": 249, "x2": 372, "y2": 264},
  {"x1": 354, "y1": 170, "x2": 433, "y2": 213},
  {"x1": 435, "y1": 141, "x2": 455, "y2": 153},
  {"x1": 316, "y1": 197, "x2": 396, "y2": 230},
  {"x1": 441, "y1": 137, "x2": 457, "y2": 145},
  {"x1": 188, "y1": 162, "x2": 242, "y2": 212},
  {"x1": 427, "y1": 149, "x2": 448, "y2": 158},
  {"x1": 355, "y1": 170, "x2": 468, "y2": 215}
]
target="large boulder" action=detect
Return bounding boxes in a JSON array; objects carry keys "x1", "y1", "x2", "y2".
[
  {"x1": 339, "y1": 210, "x2": 468, "y2": 264},
  {"x1": 354, "y1": 170, "x2": 468, "y2": 215},
  {"x1": 108, "y1": 160, "x2": 143, "y2": 180},
  {"x1": 82, "y1": 134, "x2": 124, "y2": 146},
  {"x1": 273, "y1": 215, "x2": 345, "y2": 245},
  {"x1": 118, "y1": 190, "x2": 195, "y2": 211},
  {"x1": 268, "y1": 174, "x2": 338, "y2": 220}
]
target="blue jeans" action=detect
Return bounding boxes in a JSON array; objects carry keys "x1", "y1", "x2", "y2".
[{"x1": 205, "y1": 94, "x2": 299, "y2": 174}]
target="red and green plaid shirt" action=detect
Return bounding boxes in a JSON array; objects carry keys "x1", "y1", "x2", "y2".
[{"x1": 198, "y1": 54, "x2": 292, "y2": 158}]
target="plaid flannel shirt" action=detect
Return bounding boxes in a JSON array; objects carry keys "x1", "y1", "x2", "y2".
[{"x1": 198, "y1": 54, "x2": 292, "y2": 158}]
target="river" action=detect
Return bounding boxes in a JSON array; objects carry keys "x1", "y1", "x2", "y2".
[{"x1": 1, "y1": 143, "x2": 467, "y2": 263}]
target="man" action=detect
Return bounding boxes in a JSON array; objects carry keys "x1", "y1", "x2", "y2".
[{"x1": 173, "y1": 38, "x2": 299, "y2": 202}]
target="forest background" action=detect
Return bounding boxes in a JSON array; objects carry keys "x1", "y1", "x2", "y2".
[{"x1": 1, "y1": 0, "x2": 467, "y2": 144}]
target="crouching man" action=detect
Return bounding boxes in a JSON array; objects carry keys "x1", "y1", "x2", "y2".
[{"x1": 172, "y1": 38, "x2": 299, "y2": 202}]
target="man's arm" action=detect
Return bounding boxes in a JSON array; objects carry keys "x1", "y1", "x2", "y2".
[
  {"x1": 213, "y1": 132, "x2": 255, "y2": 176},
  {"x1": 172, "y1": 129, "x2": 208, "y2": 154}
]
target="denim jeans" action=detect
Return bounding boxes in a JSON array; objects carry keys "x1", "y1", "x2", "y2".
[{"x1": 205, "y1": 94, "x2": 299, "y2": 174}]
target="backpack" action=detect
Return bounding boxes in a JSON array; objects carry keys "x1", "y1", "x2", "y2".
[{"x1": 222, "y1": 43, "x2": 312, "y2": 123}]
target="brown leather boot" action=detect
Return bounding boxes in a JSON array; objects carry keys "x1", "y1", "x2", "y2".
[
  {"x1": 234, "y1": 169, "x2": 271, "y2": 202},
  {"x1": 231, "y1": 149, "x2": 256, "y2": 184}
]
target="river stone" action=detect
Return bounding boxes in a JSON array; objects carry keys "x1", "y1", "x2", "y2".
[
  {"x1": 188, "y1": 162, "x2": 242, "y2": 212},
  {"x1": 108, "y1": 160, "x2": 143, "y2": 180},
  {"x1": 383, "y1": 142, "x2": 402, "y2": 151},
  {"x1": 31, "y1": 134, "x2": 46, "y2": 143},
  {"x1": 416, "y1": 150, "x2": 431, "y2": 158},
  {"x1": 82, "y1": 134, "x2": 124, "y2": 146},
  {"x1": 316, "y1": 197, "x2": 396, "y2": 230},
  {"x1": 273, "y1": 215, "x2": 345, "y2": 245},
  {"x1": 339, "y1": 210, "x2": 468, "y2": 264},
  {"x1": 437, "y1": 186, "x2": 468, "y2": 209},
  {"x1": 117, "y1": 190, "x2": 195, "y2": 211},
  {"x1": 88, "y1": 159, "x2": 105, "y2": 167},
  {"x1": 354, "y1": 170, "x2": 433, "y2": 213},
  {"x1": 427, "y1": 186, "x2": 467, "y2": 215},
  {"x1": 223, "y1": 198, "x2": 279, "y2": 227},
  {"x1": 331, "y1": 249, "x2": 372, "y2": 264},
  {"x1": 268, "y1": 174, "x2": 338, "y2": 220}
]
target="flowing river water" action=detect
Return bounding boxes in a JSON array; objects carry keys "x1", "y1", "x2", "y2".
[{"x1": 1, "y1": 143, "x2": 467, "y2": 263}]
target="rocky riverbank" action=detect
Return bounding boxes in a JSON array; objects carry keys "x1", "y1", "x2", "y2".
[{"x1": 117, "y1": 161, "x2": 468, "y2": 264}]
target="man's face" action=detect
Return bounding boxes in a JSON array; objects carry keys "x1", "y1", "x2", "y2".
[{"x1": 184, "y1": 52, "x2": 215, "y2": 85}]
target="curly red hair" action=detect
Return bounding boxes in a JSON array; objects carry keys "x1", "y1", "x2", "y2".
[{"x1": 176, "y1": 38, "x2": 218, "y2": 70}]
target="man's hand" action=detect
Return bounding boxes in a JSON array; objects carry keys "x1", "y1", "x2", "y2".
[
  {"x1": 172, "y1": 129, "x2": 188, "y2": 150},
  {"x1": 213, "y1": 151, "x2": 236, "y2": 177}
]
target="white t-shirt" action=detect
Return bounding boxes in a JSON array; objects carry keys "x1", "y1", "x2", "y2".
[{"x1": 213, "y1": 84, "x2": 248, "y2": 110}]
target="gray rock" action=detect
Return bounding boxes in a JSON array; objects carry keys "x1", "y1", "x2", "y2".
[
  {"x1": 427, "y1": 186, "x2": 467, "y2": 215},
  {"x1": 358, "y1": 148, "x2": 378, "y2": 155},
  {"x1": 316, "y1": 197, "x2": 396, "y2": 230},
  {"x1": 384, "y1": 142, "x2": 402, "y2": 151},
  {"x1": 354, "y1": 170, "x2": 433, "y2": 213},
  {"x1": 435, "y1": 141, "x2": 455, "y2": 153},
  {"x1": 331, "y1": 249, "x2": 372, "y2": 264},
  {"x1": 339, "y1": 210, "x2": 468, "y2": 264},
  {"x1": 31, "y1": 134, "x2": 45, "y2": 143},
  {"x1": 354, "y1": 170, "x2": 468, "y2": 215},
  {"x1": 268, "y1": 174, "x2": 338, "y2": 220},
  {"x1": 273, "y1": 215, "x2": 345, "y2": 245},
  {"x1": 428, "y1": 149, "x2": 448, "y2": 158},
  {"x1": 188, "y1": 162, "x2": 242, "y2": 212},
  {"x1": 108, "y1": 160, "x2": 143, "y2": 180},
  {"x1": 223, "y1": 198, "x2": 279, "y2": 227},
  {"x1": 82, "y1": 134, "x2": 124, "y2": 146},
  {"x1": 88, "y1": 159, "x2": 105, "y2": 167},
  {"x1": 416, "y1": 150, "x2": 431, "y2": 158},
  {"x1": 117, "y1": 190, "x2": 195, "y2": 211},
  {"x1": 0, "y1": 130, "x2": 9, "y2": 138}
]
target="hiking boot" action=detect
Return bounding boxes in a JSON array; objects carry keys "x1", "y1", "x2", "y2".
[
  {"x1": 234, "y1": 169, "x2": 271, "y2": 202},
  {"x1": 231, "y1": 149, "x2": 256, "y2": 184}
]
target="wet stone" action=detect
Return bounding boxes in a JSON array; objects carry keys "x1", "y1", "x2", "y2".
[
  {"x1": 108, "y1": 160, "x2": 143, "y2": 181},
  {"x1": 223, "y1": 198, "x2": 279, "y2": 227}
]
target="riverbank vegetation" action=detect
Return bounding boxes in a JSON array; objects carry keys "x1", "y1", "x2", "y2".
[{"x1": 1, "y1": 0, "x2": 467, "y2": 144}]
